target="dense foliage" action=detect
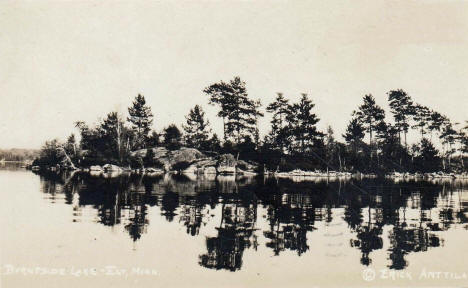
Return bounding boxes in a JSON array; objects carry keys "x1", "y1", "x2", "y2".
[{"x1": 32, "y1": 79, "x2": 467, "y2": 174}]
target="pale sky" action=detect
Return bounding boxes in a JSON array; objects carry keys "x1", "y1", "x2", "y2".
[{"x1": 1, "y1": 0, "x2": 467, "y2": 149}]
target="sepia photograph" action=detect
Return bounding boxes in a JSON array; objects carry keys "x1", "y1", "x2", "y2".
[{"x1": 1, "y1": 1, "x2": 468, "y2": 287}]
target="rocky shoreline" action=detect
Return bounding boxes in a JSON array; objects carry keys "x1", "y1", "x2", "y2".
[
  {"x1": 27, "y1": 146, "x2": 468, "y2": 181},
  {"x1": 29, "y1": 146, "x2": 259, "y2": 177}
]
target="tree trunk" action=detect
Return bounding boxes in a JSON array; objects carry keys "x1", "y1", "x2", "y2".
[
  {"x1": 301, "y1": 134, "x2": 305, "y2": 154},
  {"x1": 398, "y1": 128, "x2": 401, "y2": 146},
  {"x1": 222, "y1": 117, "x2": 227, "y2": 142},
  {"x1": 404, "y1": 131, "x2": 408, "y2": 150},
  {"x1": 448, "y1": 143, "x2": 452, "y2": 168},
  {"x1": 59, "y1": 147, "x2": 77, "y2": 170},
  {"x1": 117, "y1": 121, "x2": 122, "y2": 164},
  {"x1": 338, "y1": 152, "x2": 342, "y2": 171},
  {"x1": 442, "y1": 143, "x2": 446, "y2": 171},
  {"x1": 369, "y1": 124, "x2": 373, "y2": 163}
]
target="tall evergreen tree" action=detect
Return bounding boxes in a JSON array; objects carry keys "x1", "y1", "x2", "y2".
[
  {"x1": 458, "y1": 121, "x2": 468, "y2": 170},
  {"x1": 325, "y1": 126, "x2": 344, "y2": 169},
  {"x1": 100, "y1": 112, "x2": 129, "y2": 164},
  {"x1": 387, "y1": 89, "x2": 415, "y2": 147},
  {"x1": 355, "y1": 94, "x2": 385, "y2": 145},
  {"x1": 374, "y1": 120, "x2": 389, "y2": 145},
  {"x1": 343, "y1": 118, "x2": 365, "y2": 150},
  {"x1": 127, "y1": 94, "x2": 154, "y2": 149},
  {"x1": 343, "y1": 117, "x2": 365, "y2": 165},
  {"x1": 183, "y1": 105, "x2": 211, "y2": 150},
  {"x1": 204, "y1": 77, "x2": 262, "y2": 145},
  {"x1": 252, "y1": 99, "x2": 264, "y2": 149},
  {"x1": 412, "y1": 104, "x2": 431, "y2": 139},
  {"x1": 286, "y1": 93, "x2": 322, "y2": 154},
  {"x1": 439, "y1": 120, "x2": 457, "y2": 170},
  {"x1": 428, "y1": 111, "x2": 445, "y2": 140},
  {"x1": 378, "y1": 123, "x2": 403, "y2": 171},
  {"x1": 266, "y1": 93, "x2": 290, "y2": 151},
  {"x1": 203, "y1": 80, "x2": 232, "y2": 142},
  {"x1": 414, "y1": 138, "x2": 441, "y2": 172}
]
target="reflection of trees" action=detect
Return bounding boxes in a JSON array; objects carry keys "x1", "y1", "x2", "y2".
[
  {"x1": 46, "y1": 173, "x2": 153, "y2": 241},
  {"x1": 264, "y1": 222, "x2": 309, "y2": 256},
  {"x1": 35, "y1": 171, "x2": 468, "y2": 271},
  {"x1": 39, "y1": 171, "x2": 66, "y2": 203},
  {"x1": 388, "y1": 221, "x2": 441, "y2": 270},
  {"x1": 386, "y1": 188, "x2": 444, "y2": 270},
  {"x1": 78, "y1": 175, "x2": 129, "y2": 226},
  {"x1": 158, "y1": 191, "x2": 179, "y2": 222},
  {"x1": 259, "y1": 178, "x2": 342, "y2": 257},
  {"x1": 263, "y1": 192, "x2": 317, "y2": 256},
  {"x1": 199, "y1": 199, "x2": 258, "y2": 271},
  {"x1": 179, "y1": 201, "x2": 206, "y2": 236},
  {"x1": 345, "y1": 180, "x2": 449, "y2": 268},
  {"x1": 350, "y1": 207, "x2": 383, "y2": 266},
  {"x1": 123, "y1": 192, "x2": 149, "y2": 241},
  {"x1": 344, "y1": 206, "x2": 363, "y2": 231}
]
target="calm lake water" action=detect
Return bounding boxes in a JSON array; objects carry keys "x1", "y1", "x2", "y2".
[{"x1": 1, "y1": 163, "x2": 468, "y2": 287}]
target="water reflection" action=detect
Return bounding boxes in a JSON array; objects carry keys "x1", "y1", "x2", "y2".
[{"x1": 33, "y1": 170, "x2": 468, "y2": 271}]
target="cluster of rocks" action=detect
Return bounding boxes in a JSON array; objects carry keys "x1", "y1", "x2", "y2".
[
  {"x1": 31, "y1": 146, "x2": 259, "y2": 178},
  {"x1": 130, "y1": 147, "x2": 258, "y2": 176}
]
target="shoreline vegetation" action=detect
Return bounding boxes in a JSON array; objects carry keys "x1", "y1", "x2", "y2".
[{"x1": 28, "y1": 77, "x2": 468, "y2": 180}]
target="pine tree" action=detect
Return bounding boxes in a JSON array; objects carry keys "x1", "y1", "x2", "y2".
[
  {"x1": 343, "y1": 117, "x2": 365, "y2": 157},
  {"x1": 163, "y1": 124, "x2": 182, "y2": 150},
  {"x1": 412, "y1": 104, "x2": 431, "y2": 139},
  {"x1": 286, "y1": 93, "x2": 322, "y2": 154},
  {"x1": 207, "y1": 133, "x2": 222, "y2": 152},
  {"x1": 325, "y1": 126, "x2": 340, "y2": 169},
  {"x1": 183, "y1": 105, "x2": 211, "y2": 150},
  {"x1": 266, "y1": 93, "x2": 290, "y2": 151},
  {"x1": 127, "y1": 94, "x2": 154, "y2": 149},
  {"x1": 355, "y1": 94, "x2": 385, "y2": 146},
  {"x1": 415, "y1": 138, "x2": 441, "y2": 172},
  {"x1": 440, "y1": 120, "x2": 457, "y2": 170},
  {"x1": 251, "y1": 99, "x2": 263, "y2": 149},
  {"x1": 458, "y1": 121, "x2": 468, "y2": 171},
  {"x1": 374, "y1": 120, "x2": 389, "y2": 145},
  {"x1": 428, "y1": 111, "x2": 445, "y2": 140},
  {"x1": 378, "y1": 123, "x2": 402, "y2": 170},
  {"x1": 387, "y1": 89, "x2": 415, "y2": 148},
  {"x1": 204, "y1": 77, "x2": 262, "y2": 145},
  {"x1": 203, "y1": 80, "x2": 232, "y2": 142},
  {"x1": 100, "y1": 112, "x2": 128, "y2": 164}
]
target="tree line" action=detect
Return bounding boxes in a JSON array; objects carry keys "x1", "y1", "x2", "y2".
[
  {"x1": 34, "y1": 76, "x2": 468, "y2": 174},
  {"x1": 0, "y1": 148, "x2": 38, "y2": 162}
]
